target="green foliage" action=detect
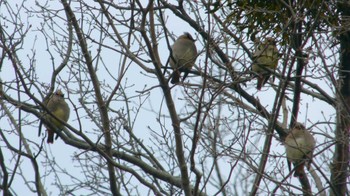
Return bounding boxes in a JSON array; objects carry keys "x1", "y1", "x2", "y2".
[{"x1": 209, "y1": 0, "x2": 338, "y2": 42}]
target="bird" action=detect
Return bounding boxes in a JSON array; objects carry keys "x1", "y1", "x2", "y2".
[
  {"x1": 44, "y1": 90, "x2": 70, "y2": 144},
  {"x1": 251, "y1": 37, "x2": 279, "y2": 90},
  {"x1": 285, "y1": 122, "x2": 316, "y2": 178},
  {"x1": 169, "y1": 32, "x2": 197, "y2": 84}
]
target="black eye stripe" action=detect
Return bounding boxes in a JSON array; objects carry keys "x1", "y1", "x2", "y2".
[{"x1": 55, "y1": 92, "x2": 64, "y2": 98}]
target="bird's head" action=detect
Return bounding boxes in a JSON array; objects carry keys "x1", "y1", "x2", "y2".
[
  {"x1": 182, "y1": 32, "x2": 196, "y2": 42},
  {"x1": 293, "y1": 122, "x2": 306, "y2": 130},
  {"x1": 265, "y1": 37, "x2": 276, "y2": 45},
  {"x1": 55, "y1": 89, "x2": 65, "y2": 98}
]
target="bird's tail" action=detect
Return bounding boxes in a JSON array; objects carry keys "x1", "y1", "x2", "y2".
[
  {"x1": 47, "y1": 129, "x2": 54, "y2": 144},
  {"x1": 293, "y1": 163, "x2": 305, "y2": 178},
  {"x1": 257, "y1": 77, "x2": 263, "y2": 90},
  {"x1": 171, "y1": 70, "x2": 181, "y2": 84},
  {"x1": 256, "y1": 74, "x2": 271, "y2": 90}
]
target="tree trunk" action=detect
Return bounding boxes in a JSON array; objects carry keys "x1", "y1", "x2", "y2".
[{"x1": 331, "y1": 2, "x2": 350, "y2": 195}]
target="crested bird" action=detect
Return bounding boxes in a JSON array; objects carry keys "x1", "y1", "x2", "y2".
[
  {"x1": 44, "y1": 90, "x2": 70, "y2": 144},
  {"x1": 169, "y1": 32, "x2": 197, "y2": 84},
  {"x1": 251, "y1": 37, "x2": 279, "y2": 90},
  {"x1": 285, "y1": 122, "x2": 315, "y2": 178}
]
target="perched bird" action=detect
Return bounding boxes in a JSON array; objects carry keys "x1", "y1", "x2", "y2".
[
  {"x1": 285, "y1": 123, "x2": 315, "y2": 178},
  {"x1": 169, "y1": 32, "x2": 197, "y2": 84},
  {"x1": 44, "y1": 90, "x2": 70, "y2": 144},
  {"x1": 251, "y1": 37, "x2": 279, "y2": 90}
]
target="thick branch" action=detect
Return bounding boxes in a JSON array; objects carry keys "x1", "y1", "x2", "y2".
[{"x1": 60, "y1": 1, "x2": 120, "y2": 195}]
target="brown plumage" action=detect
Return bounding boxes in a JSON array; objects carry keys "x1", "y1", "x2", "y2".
[
  {"x1": 285, "y1": 123, "x2": 315, "y2": 178},
  {"x1": 251, "y1": 37, "x2": 279, "y2": 90},
  {"x1": 169, "y1": 32, "x2": 197, "y2": 84},
  {"x1": 45, "y1": 90, "x2": 70, "y2": 144}
]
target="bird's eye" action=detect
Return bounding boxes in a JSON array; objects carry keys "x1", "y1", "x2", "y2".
[{"x1": 56, "y1": 92, "x2": 64, "y2": 98}]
